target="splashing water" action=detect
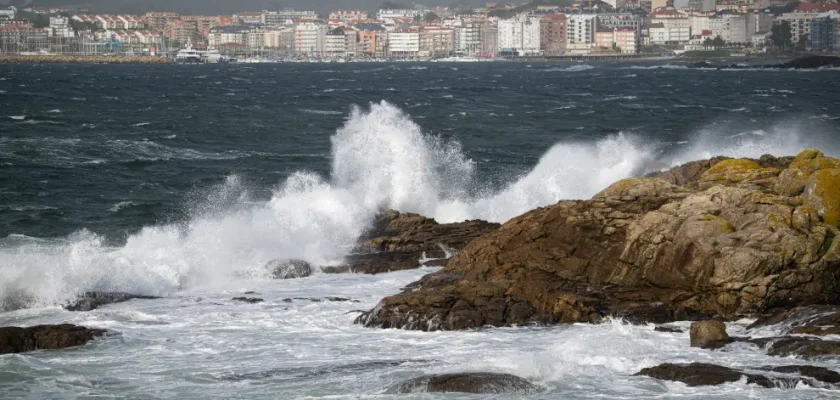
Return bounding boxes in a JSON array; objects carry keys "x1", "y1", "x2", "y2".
[{"x1": 1, "y1": 101, "x2": 837, "y2": 309}]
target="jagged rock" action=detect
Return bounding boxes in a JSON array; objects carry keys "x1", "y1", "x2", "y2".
[
  {"x1": 654, "y1": 326, "x2": 684, "y2": 333},
  {"x1": 357, "y1": 153, "x2": 840, "y2": 331},
  {"x1": 763, "y1": 337, "x2": 840, "y2": 359},
  {"x1": 748, "y1": 305, "x2": 840, "y2": 336},
  {"x1": 64, "y1": 292, "x2": 159, "y2": 312},
  {"x1": 232, "y1": 297, "x2": 264, "y2": 303},
  {"x1": 804, "y1": 168, "x2": 840, "y2": 227},
  {"x1": 690, "y1": 321, "x2": 729, "y2": 349},
  {"x1": 635, "y1": 362, "x2": 840, "y2": 388},
  {"x1": 265, "y1": 259, "x2": 312, "y2": 279},
  {"x1": 0, "y1": 324, "x2": 106, "y2": 354},
  {"x1": 698, "y1": 159, "x2": 780, "y2": 190},
  {"x1": 384, "y1": 372, "x2": 540, "y2": 394},
  {"x1": 775, "y1": 149, "x2": 840, "y2": 197},
  {"x1": 337, "y1": 210, "x2": 500, "y2": 274},
  {"x1": 646, "y1": 157, "x2": 728, "y2": 186}
]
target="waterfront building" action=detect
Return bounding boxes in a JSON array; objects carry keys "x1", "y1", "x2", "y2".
[
  {"x1": 567, "y1": 14, "x2": 598, "y2": 51},
  {"x1": 145, "y1": 12, "x2": 180, "y2": 30},
  {"x1": 420, "y1": 26, "x2": 454, "y2": 58},
  {"x1": 295, "y1": 22, "x2": 327, "y2": 56},
  {"x1": 810, "y1": 13, "x2": 839, "y2": 52},
  {"x1": 480, "y1": 24, "x2": 499, "y2": 57},
  {"x1": 388, "y1": 30, "x2": 420, "y2": 58},
  {"x1": 325, "y1": 26, "x2": 358, "y2": 57},
  {"x1": 540, "y1": 13, "x2": 567, "y2": 53}
]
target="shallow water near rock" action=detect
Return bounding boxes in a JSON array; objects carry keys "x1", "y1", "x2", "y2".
[{"x1": 1, "y1": 62, "x2": 840, "y2": 398}]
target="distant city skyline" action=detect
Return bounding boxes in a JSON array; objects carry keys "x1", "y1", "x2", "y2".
[{"x1": 12, "y1": 0, "x2": 490, "y2": 14}]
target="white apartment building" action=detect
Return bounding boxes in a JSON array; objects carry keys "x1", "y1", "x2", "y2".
[
  {"x1": 329, "y1": 10, "x2": 366, "y2": 21},
  {"x1": 263, "y1": 10, "x2": 317, "y2": 26},
  {"x1": 325, "y1": 27, "x2": 357, "y2": 57},
  {"x1": 649, "y1": 8, "x2": 691, "y2": 44},
  {"x1": 46, "y1": 16, "x2": 75, "y2": 38},
  {"x1": 295, "y1": 22, "x2": 327, "y2": 56},
  {"x1": 497, "y1": 14, "x2": 541, "y2": 55},
  {"x1": 378, "y1": 9, "x2": 425, "y2": 21},
  {"x1": 708, "y1": 12, "x2": 755, "y2": 43},
  {"x1": 567, "y1": 14, "x2": 598, "y2": 50},
  {"x1": 454, "y1": 23, "x2": 482, "y2": 55},
  {"x1": 388, "y1": 31, "x2": 420, "y2": 58}
]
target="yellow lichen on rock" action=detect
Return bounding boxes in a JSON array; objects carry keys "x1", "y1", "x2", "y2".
[
  {"x1": 592, "y1": 178, "x2": 675, "y2": 199},
  {"x1": 775, "y1": 149, "x2": 840, "y2": 196},
  {"x1": 804, "y1": 169, "x2": 840, "y2": 226},
  {"x1": 700, "y1": 159, "x2": 780, "y2": 184}
]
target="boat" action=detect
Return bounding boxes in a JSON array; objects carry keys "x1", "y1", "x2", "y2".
[{"x1": 174, "y1": 40, "x2": 203, "y2": 64}]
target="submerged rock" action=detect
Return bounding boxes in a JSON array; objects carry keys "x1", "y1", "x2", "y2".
[
  {"x1": 763, "y1": 337, "x2": 840, "y2": 359},
  {"x1": 690, "y1": 321, "x2": 729, "y2": 349},
  {"x1": 232, "y1": 297, "x2": 264, "y2": 303},
  {"x1": 265, "y1": 259, "x2": 312, "y2": 279},
  {"x1": 357, "y1": 151, "x2": 840, "y2": 331},
  {"x1": 636, "y1": 362, "x2": 840, "y2": 388},
  {"x1": 281, "y1": 297, "x2": 359, "y2": 303},
  {"x1": 0, "y1": 324, "x2": 106, "y2": 354},
  {"x1": 385, "y1": 372, "x2": 540, "y2": 394},
  {"x1": 64, "y1": 292, "x2": 159, "y2": 312},
  {"x1": 780, "y1": 56, "x2": 840, "y2": 70},
  {"x1": 337, "y1": 210, "x2": 500, "y2": 274},
  {"x1": 654, "y1": 326, "x2": 684, "y2": 333}
]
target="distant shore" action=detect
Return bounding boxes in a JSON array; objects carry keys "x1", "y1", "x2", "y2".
[{"x1": 0, "y1": 55, "x2": 173, "y2": 64}]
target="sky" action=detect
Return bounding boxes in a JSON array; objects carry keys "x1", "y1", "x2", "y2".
[{"x1": 21, "y1": 0, "x2": 492, "y2": 14}]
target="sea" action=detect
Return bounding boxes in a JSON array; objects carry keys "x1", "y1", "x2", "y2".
[{"x1": 0, "y1": 61, "x2": 839, "y2": 399}]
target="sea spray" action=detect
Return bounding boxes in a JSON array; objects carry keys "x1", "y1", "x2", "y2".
[{"x1": 1, "y1": 101, "x2": 838, "y2": 309}]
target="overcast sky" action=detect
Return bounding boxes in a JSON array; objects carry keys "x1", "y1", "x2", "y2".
[{"x1": 25, "y1": 0, "x2": 492, "y2": 14}]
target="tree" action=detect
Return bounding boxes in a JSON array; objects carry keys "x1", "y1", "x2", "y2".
[
  {"x1": 423, "y1": 12, "x2": 439, "y2": 22},
  {"x1": 712, "y1": 35, "x2": 725, "y2": 49},
  {"x1": 703, "y1": 37, "x2": 713, "y2": 48},
  {"x1": 796, "y1": 35, "x2": 809, "y2": 51},
  {"x1": 770, "y1": 21, "x2": 793, "y2": 53}
]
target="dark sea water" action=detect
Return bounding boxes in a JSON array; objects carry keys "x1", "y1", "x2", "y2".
[
  {"x1": 1, "y1": 61, "x2": 839, "y2": 399},
  {"x1": 2, "y1": 61, "x2": 839, "y2": 240}
]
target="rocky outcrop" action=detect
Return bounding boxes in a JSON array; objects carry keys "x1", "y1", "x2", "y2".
[
  {"x1": 748, "y1": 305, "x2": 840, "y2": 336},
  {"x1": 780, "y1": 56, "x2": 840, "y2": 70},
  {"x1": 690, "y1": 321, "x2": 729, "y2": 349},
  {"x1": 357, "y1": 149, "x2": 840, "y2": 331},
  {"x1": 0, "y1": 324, "x2": 106, "y2": 354},
  {"x1": 337, "y1": 210, "x2": 500, "y2": 274},
  {"x1": 385, "y1": 372, "x2": 540, "y2": 394},
  {"x1": 265, "y1": 259, "x2": 312, "y2": 279},
  {"x1": 64, "y1": 292, "x2": 159, "y2": 312},
  {"x1": 636, "y1": 363, "x2": 840, "y2": 388},
  {"x1": 759, "y1": 337, "x2": 840, "y2": 359}
]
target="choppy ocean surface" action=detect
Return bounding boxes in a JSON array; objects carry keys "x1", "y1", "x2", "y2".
[{"x1": 1, "y1": 61, "x2": 839, "y2": 399}]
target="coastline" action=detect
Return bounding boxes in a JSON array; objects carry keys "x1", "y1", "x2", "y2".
[{"x1": 0, "y1": 55, "x2": 173, "y2": 64}]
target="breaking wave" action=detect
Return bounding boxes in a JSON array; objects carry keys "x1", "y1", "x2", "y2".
[{"x1": 1, "y1": 101, "x2": 838, "y2": 309}]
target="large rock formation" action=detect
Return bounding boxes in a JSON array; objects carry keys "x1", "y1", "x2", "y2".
[
  {"x1": 385, "y1": 372, "x2": 540, "y2": 394},
  {"x1": 357, "y1": 150, "x2": 840, "y2": 331},
  {"x1": 64, "y1": 292, "x2": 159, "y2": 312},
  {"x1": 689, "y1": 321, "x2": 729, "y2": 349},
  {"x1": 0, "y1": 324, "x2": 106, "y2": 354},
  {"x1": 333, "y1": 210, "x2": 500, "y2": 274}
]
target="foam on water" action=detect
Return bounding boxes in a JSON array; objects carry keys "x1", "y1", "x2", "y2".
[{"x1": 0, "y1": 101, "x2": 838, "y2": 309}]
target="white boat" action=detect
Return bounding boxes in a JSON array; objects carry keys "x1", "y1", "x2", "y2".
[{"x1": 174, "y1": 41, "x2": 203, "y2": 64}]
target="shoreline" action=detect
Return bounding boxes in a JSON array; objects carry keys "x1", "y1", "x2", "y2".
[{"x1": 0, "y1": 55, "x2": 173, "y2": 64}]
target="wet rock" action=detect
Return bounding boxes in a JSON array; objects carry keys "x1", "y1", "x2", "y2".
[
  {"x1": 690, "y1": 320, "x2": 729, "y2": 349},
  {"x1": 0, "y1": 324, "x2": 106, "y2": 354},
  {"x1": 265, "y1": 259, "x2": 312, "y2": 279},
  {"x1": 654, "y1": 326, "x2": 684, "y2": 333},
  {"x1": 357, "y1": 154, "x2": 840, "y2": 331},
  {"x1": 635, "y1": 363, "x2": 764, "y2": 387},
  {"x1": 636, "y1": 362, "x2": 840, "y2": 388},
  {"x1": 747, "y1": 305, "x2": 840, "y2": 336},
  {"x1": 385, "y1": 372, "x2": 540, "y2": 394},
  {"x1": 64, "y1": 292, "x2": 159, "y2": 312},
  {"x1": 764, "y1": 337, "x2": 840, "y2": 359},
  {"x1": 232, "y1": 297, "x2": 264, "y2": 303},
  {"x1": 338, "y1": 210, "x2": 500, "y2": 274},
  {"x1": 780, "y1": 55, "x2": 840, "y2": 69},
  {"x1": 281, "y1": 297, "x2": 359, "y2": 303}
]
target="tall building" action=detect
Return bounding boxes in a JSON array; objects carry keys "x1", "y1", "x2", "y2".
[
  {"x1": 144, "y1": 12, "x2": 180, "y2": 30},
  {"x1": 567, "y1": 14, "x2": 598, "y2": 50},
  {"x1": 388, "y1": 30, "x2": 420, "y2": 58},
  {"x1": 329, "y1": 10, "x2": 366, "y2": 22},
  {"x1": 498, "y1": 14, "x2": 541, "y2": 55},
  {"x1": 481, "y1": 24, "x2": 498, "y2": 57},
  {"x1": 325, "y1": 27, "x2": 357, "y2": 57},
  {"x1": 264, "y1": 10, "x2": 317, "y2": 26},
  {"x1": 295, "y1": 22, "x2": 327, "y2": 56},
  {"x1": 540, "y1": 14, "x2": 567, "y2": 53},
  {"x1": 420, "y1": 26, "x2": 454, "y2": 58},
  {"x1": 810, "y1": 14, "x2": 839, "y2": 52}
]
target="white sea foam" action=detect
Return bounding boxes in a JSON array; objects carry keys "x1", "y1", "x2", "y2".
[
  {"x1": 109, "y1": 201, "x2": 138, "y2": 212},
  {"x1": 545, "y1": 64, "x2": 595, "y2": 72},
  {"x1": 1, "y1": 101, "x2": 838, "y2": 309},
  {"x1": 9, "y1": 115, "x2": 25, "y2": 120}
]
